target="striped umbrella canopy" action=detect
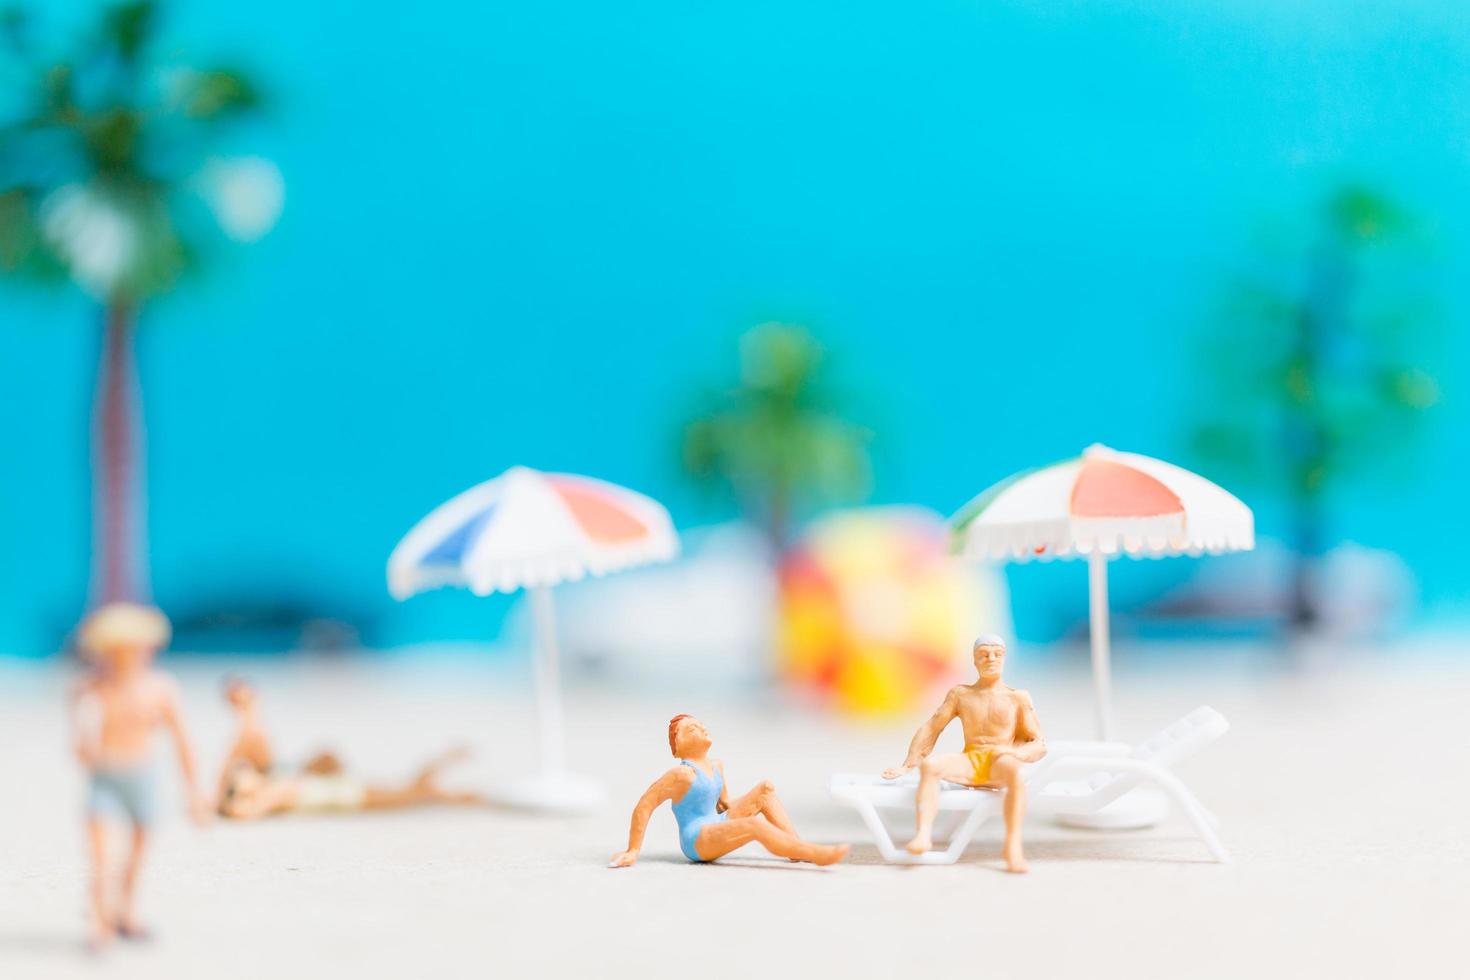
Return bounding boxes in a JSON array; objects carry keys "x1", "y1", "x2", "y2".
[
  {"x1": 949, "y1": 444, "x2": 1252, "y2": 739},
  {"x1": 388, "y1": 466, "x2": 678, "y2": 598},
  {"x1": 388, "y1": 466, "x2": 679, "y2": 812}
]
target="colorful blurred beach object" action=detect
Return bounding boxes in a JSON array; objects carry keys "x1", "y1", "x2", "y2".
[
  {"x1": 388, "y1": 466, "x2": 678, "y2": 811},
  {"x1": 778, "y1": 507, "x2": 1010, "y2": 717},
  {"x1": 951, "y1": 445, "x2": 1253, "y2": 739}
]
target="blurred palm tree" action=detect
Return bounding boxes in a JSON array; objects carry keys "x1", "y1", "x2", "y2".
[
  {"x1": 0, "y1": 2, "x2": 281, "y2": 605},
  {"x1": 682, "y1": 323, "x2": 871, "y2": 551},
  {"x1": 1190, "y1": 185, "x2": 1440, "y2": 632}
]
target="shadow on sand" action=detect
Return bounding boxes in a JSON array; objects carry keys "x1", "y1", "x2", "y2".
[
  {"x1": 0, "y1": 929, "x2": 93, "y2": 959},
  {"x1": 838, "y1": 837, "x2": 1221, "y2": 869}
]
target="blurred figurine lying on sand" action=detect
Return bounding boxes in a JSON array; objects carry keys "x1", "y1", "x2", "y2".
[{"x1": 217, "y1": 677, "x2": 485, "y2": 819}]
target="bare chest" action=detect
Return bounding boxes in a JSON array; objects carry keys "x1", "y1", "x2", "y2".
[
  {"x1": 96, "y1": 683, "x2": 163, "y2": 739},
  {"x1": 953, "y1": 691, "x2": 1020, "y2": 743}
]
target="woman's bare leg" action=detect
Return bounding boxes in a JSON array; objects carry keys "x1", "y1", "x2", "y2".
[
  {"x1": 117, "y1": 825, "x2": 148, "y2": 935},
  {"x1": 361, "y1": 784, "x2": 483, "y2": 809},
  {"x1": 362, "y1": 747, "x2": 482, "y2": 810},
  {"x1": 724, "y1": 780, "x2": 796, "y2": 834},
  {"x1": 905, "y1": 753, "x2": 975, "y2": 854},
  {"x1": 86, "y1": 819, "x2": 113, "y2": 948},
  {"x1": 694, "y1": 816, "x2": 849, "y2": 865},
  {"x1": 412, "y1": 746, "x2": 471, "y2": 787}
]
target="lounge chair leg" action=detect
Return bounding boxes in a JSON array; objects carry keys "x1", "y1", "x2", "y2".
[
  {"x1": 853, "y1": 799, "x2": 904, "y2": 862},
  {"x1": 938, "y1": 803, "x2": 995, "y2": 864},
  {"x1": 1145, "y1": 766, "x2": 1229, "y2": 863}
]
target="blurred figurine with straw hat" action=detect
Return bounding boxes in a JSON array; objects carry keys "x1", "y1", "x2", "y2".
[{"x1": 71, "y1": 603, "x2": 209, "y2": 951}]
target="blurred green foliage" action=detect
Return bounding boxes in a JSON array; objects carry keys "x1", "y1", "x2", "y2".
[
  {"x1": 0, "y1": 0, "x2": 266, "y2": 304},
  {"x1": 1190, "y1": 184, "x2": 1441, "y2": 627},
  {"x1": 0, "y1": 1, "x2": 275, "y2": 606},
  {"x1": 682, "y1": 323, "x2": 872, "y2": 550}
]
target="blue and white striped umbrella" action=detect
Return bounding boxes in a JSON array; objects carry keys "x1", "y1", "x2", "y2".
[{"x1": 387, "y1": 466, "x2": 680, "y2": 813}]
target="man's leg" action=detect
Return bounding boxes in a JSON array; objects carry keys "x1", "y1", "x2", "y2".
[
  {"x1": 694, "y1": 817, "x2": 849, "y2": 865},
  {"x1": 117, "y1": 824, "x2": 149, "y2": 936},
  {"x1": 85, "y1": 818, "x2": 113, "y2": 949},
  {"x1": 724, "y1": 780, "x2": 796, "y2": 834},
  {"x1": 992, "y1": 754, "x2": 1028, "y2": 873},
  {"x1": 905, "y1": 753, "x2": 976, "y2": 854}
]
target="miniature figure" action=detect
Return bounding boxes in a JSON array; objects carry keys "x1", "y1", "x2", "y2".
[
  {"x1": 217, "y1": 675, "x2": 273, "y2": 803},
  {"x1": 609, "y1": 714, "x2": 849, "y2": 868},
  {"x1": 70, "y1": 603, "x2": 210, "y2": 949},
  {"x1": 217, "y1": 675, "x2": 347, "y2": 801},
  {"x1": 882, "y1": 635, "x2": 1045, "y2": 872},
  {"x1": 219, "y1": 753, "x2": 483, "y2": 818},
  {"x1": 217, "y1": 678, "x2": 485, "y2": 818}
]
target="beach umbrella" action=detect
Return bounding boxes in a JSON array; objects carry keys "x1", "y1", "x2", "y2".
[
  {"x1": 949, "y1": 444, "x2": 1253, "y2": 741},
  {"x1": 388, "y1": 466, "x2": 679, "y2": 812}
]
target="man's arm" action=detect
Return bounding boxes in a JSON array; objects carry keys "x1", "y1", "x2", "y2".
[
  {"x1": 609, "y1": 768, "x2": 687, "y2": 868},
  {"x1": 1000, "y1": 691, "x2": 1047, "y2": 764},
  {"x1": 69, "y1": 684, "x2": 102, "y2": 768},
  {"x1": 882, "y1": 688, "x2": 960, "y2": 778},
  {"x1": 715, "y1": 760, "x2": 729, "y2": 813},
  {"x1": 158, "y1": 677, "x2": 211, "y2": 824}
]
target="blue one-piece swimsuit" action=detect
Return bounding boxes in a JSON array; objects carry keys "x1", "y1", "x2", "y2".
[{"x1": 671, "y1": 759, "x2": 725, "y2": 862}]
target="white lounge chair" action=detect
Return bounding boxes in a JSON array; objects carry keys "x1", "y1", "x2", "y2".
[{"x1": 829, "y1": 705, "x2": 1229, "y2": 864}]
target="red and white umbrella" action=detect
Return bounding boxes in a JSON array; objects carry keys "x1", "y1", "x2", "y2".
[
  {"x1": 389, "y1": 466, "x2": 679, "y2": 811},
  {"x1": 950, "y1": 444, "x2": 1253, "y2": 739}
]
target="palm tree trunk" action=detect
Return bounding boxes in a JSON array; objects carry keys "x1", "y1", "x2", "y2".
[
  {"x1": 1287, "y1": 497, "x2": 1321, "y2": 632},
  {"x1": 92, "y1": 301, "x2": 147, "y2": 605},
  {"x1": 766, "y1": 486, "x2": 791, "y2": 555}
]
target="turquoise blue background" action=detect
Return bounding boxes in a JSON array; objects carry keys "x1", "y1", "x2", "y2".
[{"x1": 2, "y1": 1, "x2": 1466, "y2": 654}]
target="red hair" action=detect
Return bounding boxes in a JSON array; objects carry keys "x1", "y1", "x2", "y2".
[{"x1": 668, "y1": 714, "x2": 693, "y2": 756}]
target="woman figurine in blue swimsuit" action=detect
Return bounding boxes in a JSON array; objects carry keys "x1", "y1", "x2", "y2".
[{"x1": 609, "y1": 714, "x2": 849, "y2": 868}]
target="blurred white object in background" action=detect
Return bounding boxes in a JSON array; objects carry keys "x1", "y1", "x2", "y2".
[
  {"x1": 509, "y1": 522, "x2": 778, "y2": 690},
  {"x1": 1314, "y1": 543, "x2": 1416, "y2": 636},
  {"x1": 199, "y1": 156, "x2": 285, "y2": 242},
  {"x1": 1153, "y1": 538, "x2": 1415, "y2": 640},
  {"x1": 40, "y1": 183, "x2": 137, "y2": 298}
]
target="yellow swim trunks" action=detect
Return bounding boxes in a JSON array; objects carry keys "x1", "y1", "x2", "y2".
[{"x1": 963, "y1": 746, "x2": 995, "y2": 785}]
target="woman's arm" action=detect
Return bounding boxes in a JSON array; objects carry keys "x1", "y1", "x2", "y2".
[
  {"x1": 158, "y1": 676, "x2": 211, "y2": 825},
  {"x1": 70, "y1": 684, "x2": 102, "y2": 768},
  {"x1": 609, "y1": 768, "x2": 686, "y2": 868}
]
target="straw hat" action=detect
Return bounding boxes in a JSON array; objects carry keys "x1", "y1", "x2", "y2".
[{"x1": 77, "y1": 603, "x2": 172, "y2": 658}]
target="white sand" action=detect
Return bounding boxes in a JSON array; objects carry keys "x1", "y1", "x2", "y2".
[{"x1": 1, "y1": 649, "x2": 1465, "y2": 979}]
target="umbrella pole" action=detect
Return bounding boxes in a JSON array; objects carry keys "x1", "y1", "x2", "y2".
[
  {"x1": 529, "y1": 586, "x2": 567, "y2": 775},
  {"x1": 1087, "y1": 551, "x2": 1115, "y2": 741}
]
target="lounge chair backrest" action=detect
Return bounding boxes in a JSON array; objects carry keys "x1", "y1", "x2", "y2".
[
  {"x1": 1080, "y1": 706, "x2": 1228, "y2": 796},
  {"x1": 1129, "y1": 706, "x2": 1229, "y2": 767}
]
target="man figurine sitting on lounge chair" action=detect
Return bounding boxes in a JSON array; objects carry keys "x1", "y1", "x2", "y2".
[{"x1": 882, "y1": 634, "x2": 1046, "y2": 873}]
